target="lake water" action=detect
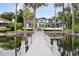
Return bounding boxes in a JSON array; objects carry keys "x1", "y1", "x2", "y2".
[{"x1": 0, "y1": 34, "x2": 79, "y2": 56}]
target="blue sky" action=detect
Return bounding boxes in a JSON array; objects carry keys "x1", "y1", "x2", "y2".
[
  {"x1": 0, "y1": 3, "x2": 15, "y2": 13},
  {"x1": 0, "y1": 3, "x2": 62, "y2": 18}
]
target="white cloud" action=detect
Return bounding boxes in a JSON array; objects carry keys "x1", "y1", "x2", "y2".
[{"x1": 17, "y1": 3, "x2": 24, "y2": 10}]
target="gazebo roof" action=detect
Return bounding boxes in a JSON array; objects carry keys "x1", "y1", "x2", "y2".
[
  {"x1": 0, "y1": 18, "x2": 9, "y2": 23},
  {"x1": 37, "y1": 17, "x2": 48, "y2": 20}
]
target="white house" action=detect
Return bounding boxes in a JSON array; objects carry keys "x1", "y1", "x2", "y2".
[
  {"x1": 37, "y1": 17, "x2": 49, "y2": 28},
  {"x1": 37, "y1": 17, "x2": 65, "y2": 30}
]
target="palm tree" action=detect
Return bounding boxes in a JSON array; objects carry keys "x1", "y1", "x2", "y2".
[
  {"x1": 69, "y1": 3, "x2": 75, "y2": 34},
  {"x1": 64, "y1": 3, "x2": 71, "y2": 29},
  {"x1": 54, "y1": 4, "x2": 56, "y2": 35},
  {"x1": 23, "y1": 4, "x2": 33, "y2": 37},
  {"x1": 28, "y1": 3, "x2": 47, "y2": 31},
  {"x1": 15, "y1": 3, "x2": 18, "y2": 55},
  {"x1": 54, "y1": 3, "x2": 64, "y2": 33},
  {"x1": 23, "y1": 4, "x2": 27, "y2": 37},
  {"x1": 15, "y1": 3, "x2": 18, "y2": 35}
]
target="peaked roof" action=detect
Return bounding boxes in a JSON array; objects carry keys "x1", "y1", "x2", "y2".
[
  {"x1": 0, "y1": 18, "x2": 9, "y2": 23},
  {"x1": 37, "y1": 17, "x2": 48, "y2": 20}
]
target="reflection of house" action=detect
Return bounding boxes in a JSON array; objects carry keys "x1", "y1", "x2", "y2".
[{"x1": 0, "y1": 18, "x2": 9, "y2": 28}]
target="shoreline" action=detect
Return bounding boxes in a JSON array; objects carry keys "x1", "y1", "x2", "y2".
[{"x1": 0, "y1": 31, "x2": 79, "y2": 36}]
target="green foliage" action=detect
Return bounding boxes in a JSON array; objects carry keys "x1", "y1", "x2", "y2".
[
  {"x1": 23, "y1": 6, "x2": 33, "y2": 20},
  {"x1": 59, "y1": 35, "x2": 79, "y2": 52},
  {"x1": 74, "y1": 23, "x2": 79, "y2": 32},
  {"x1": 54, "y1": 3, "x2": 79, "y2": 31},
  {"x1": 17, "y1": 9, "x2": 23, "y2": 23},
  {"x1": 17, "y1": 29, "x2": 33, "y2": 32},
  {"x1": 0, "y1": 12, "x2": 15, "y2": 21},
  {"x1": 17, "y1": 23, "x2": 22, "y2": 29},
  {"x1": 0, "y1": 9, "x2": 24, "y2": 23},
  {"x1": 64, "y1": 23, "x2": 79, "y2": 33},
  {"x1": 54, "y1": 3, "x2": 64, "y2": 8},
  {"x1": 17, "y1": 29, "x2": 24, "y2": 32},
  {"x1": 27, "y1": 3, "x2": 47, "y2": 9},
  {"x1": 0, "y1": 28, "x2": 11, "y2": 32},
  {"x1": 7, "y1": 22, "x2": 22, "y2": 30},
  {"x1": 0, "y1": 28, "x2": 6, "y2": 31},
  {"x1": 26, "y1": 3, "x2": 47, "y2": 29},
  {"x1": 64, "y1": 29, "x2": 72, "y2": 32},
  {"x1": 1, "y1": 37, "x2": 22, "y2": 50}
]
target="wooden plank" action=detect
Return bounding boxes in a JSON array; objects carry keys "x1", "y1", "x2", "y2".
[{"x1": 25, "y1": 31, "x2": 53, "y2": 56}]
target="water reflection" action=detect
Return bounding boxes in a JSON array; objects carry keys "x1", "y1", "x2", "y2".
[
  {"x1": 50, "y1": 34, "x2": 79, "y2": 56},
  {"x1": 0, "y1": 34, "x2": 79, "y2": 56},
  {"x1": 0, "y1": 36, "x2": 29, "y2": 56}
]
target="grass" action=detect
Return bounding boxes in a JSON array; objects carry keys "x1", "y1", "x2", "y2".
[
  {"x1": 17, "y1": 29, "x2": 24, "y2": 32},
  {"x1": 17, "y1": 29, "x2": 33, "y2": 32},
  {"x1": 0, "y1": 27, "x2": 72, "y2": 33},
  {"x1": 0, "y1": 27, "x2": 33, "y2": 32},
  {"x1": 43, "y1": 28, "x2": 62, "y2": 31},
  {"x1": 0, "y1": 28, "x2": 11, "y2": 31},
  {"x1": 64, "y1": 29, "x2": 72, "y2": 33}
]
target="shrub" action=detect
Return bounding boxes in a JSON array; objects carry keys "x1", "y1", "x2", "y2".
[
  {"x1": 74, "y1": 23, "x2": 79, "y2": 32},
  {"x1": 7, "y1": 22, "x2": 22, "y2": 30}
]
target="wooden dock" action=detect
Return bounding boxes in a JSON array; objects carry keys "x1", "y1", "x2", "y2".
[
  {"x1": 25, "y1": 31, "x2": 59, "y2": 56},
  {"x1": 16, "y1": 30, "x2": 61, "y2": 56}
]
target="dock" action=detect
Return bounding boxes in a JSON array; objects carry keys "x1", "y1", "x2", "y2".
[
  {"x1": 25, "y1": 31, "x2": 60, "y2": 56},
  {"x1": 25, "y1": 31, "x2": 53, "y2": 56}
]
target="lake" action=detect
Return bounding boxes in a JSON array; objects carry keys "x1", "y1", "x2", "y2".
[{"x1": 0, "y1": 34, "x2": 79, "y2": 56}]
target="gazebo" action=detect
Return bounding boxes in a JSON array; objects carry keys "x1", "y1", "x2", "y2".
[{"x1": 0, "y1": 18, "x2": 9, "y2": 28}]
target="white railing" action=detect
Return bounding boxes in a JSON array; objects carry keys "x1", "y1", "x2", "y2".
[{"x1": 43, "y1": 28, "x2": 63, "y2": 30}]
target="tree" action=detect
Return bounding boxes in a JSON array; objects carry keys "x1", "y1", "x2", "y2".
[
  {"x1": 64, "y1": 4, "x2": 71, "y2": 29},
  {"x1": 54, "y1": 3, "x2": 64, "y2": 33},
  {"x1": 23, "y1": 4, "x2": 33, "y2": 37},
  {"x1": 28, "y1": 3, "x2": 47, "y2": 31},
  {"x1": 0, "y1": 12, "x2": 15, "y2": 21},
  {"x1": 69, "y1": 3, "x2": 75, "y2": 34},
  {"x1": 14, "y1": 3, "x2": 18, "y2": 35},
  {"x1": 71, "y1": 3, "x2": 79, "y2": 33},
  {"x1": 17, "y1": 9, "x2": 23, "y2": 23}
]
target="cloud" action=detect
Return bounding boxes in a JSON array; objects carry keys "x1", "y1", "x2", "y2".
[{"x1": 17, "y1": 3, "x2": 24, "y2": 10}]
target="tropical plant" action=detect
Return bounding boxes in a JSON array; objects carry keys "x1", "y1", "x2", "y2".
[
  {"x1": 54, "y1": 3, "x2": 64, "y2": 32},
  {"x1": 0, "y1": 12, "x2": 15, "y2": 21},
  {"x1": 27, "y1": 3, "x2": 47, "y2": 31},
  {"x1": 15, "y1": 3, "x2": 18, "y2": 35},
  {"x1": 17, "y1": 9, "x2": 23, "y2": 23},
  {"x1": 69, "y1": 3, "x2": 75, "y2": 33},
  {"x1": 7, "y1": 22, "x2": 22, "y2": 30},
  {"x1": 23, "y1": 3, "x2": 33, "y2": 37}
]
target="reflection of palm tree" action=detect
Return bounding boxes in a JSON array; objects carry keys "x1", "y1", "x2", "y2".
[
  {"x1": 60, "y1": 35, "x2": 73, "y2": 55},
  {"x1": 14, "y1": 36, "x2": 17, "y2": 56},
  {"x1": 59, "y1": 35, "x2": 79, "y2": 56},
  {"x1": 0, "y1": 36, "x2": 21, "y2": 56},
  {"x1": 2, "y1": 37, "x2": 21, "y2": 49}
]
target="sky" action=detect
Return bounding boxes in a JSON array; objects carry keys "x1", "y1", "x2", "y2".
[{"x1": 0, "y1": 3, "x2": 62, "y2": 18}]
